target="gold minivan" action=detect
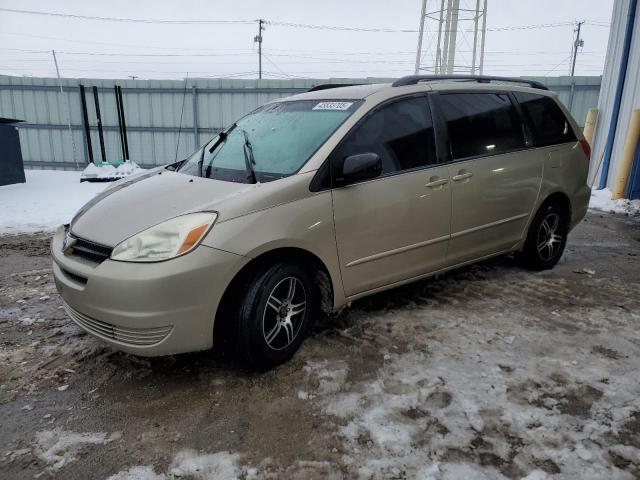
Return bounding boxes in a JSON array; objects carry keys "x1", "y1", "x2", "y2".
[{"x1": 52, "y1": 75, "x2": 591, "y2": 367}]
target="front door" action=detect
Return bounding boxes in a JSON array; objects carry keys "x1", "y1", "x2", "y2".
[
  {"x1": 331, "y1": 95, "x2": 451, "y2": 296},
  {"x1": 434, "y1": 92, "x2": 542, "y2": 265}
]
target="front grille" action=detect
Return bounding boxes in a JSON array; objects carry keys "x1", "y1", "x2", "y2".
[
  {"x1": 70, "y1": 237, "x2": 113, "y2": 263},
  {"x1": 63, "y1": 302, "x2": 173, "y2": 347}
]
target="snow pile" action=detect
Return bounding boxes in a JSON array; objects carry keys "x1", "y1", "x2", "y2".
[
  {"x1": 589, "y1": 188, "x2": 640, "y2": 216},
  {"x1": 169, "y1": 450, "x2": 240, "y2": 479},
  {"x1": 107, "y1": 466, "x2": 165, "y2": 480},
  {"x1": 34, "y1": 429, "x2": 120, "y2": 470},
  {"x1": 81, "y1": 160, "x2": 143, "y2": 180},
  {"x1": 107, "y1": 450, "x2": 240, "y2": 480},
  {"x1": 0, "y1": 170, "x2": 105, "y2": 234}
]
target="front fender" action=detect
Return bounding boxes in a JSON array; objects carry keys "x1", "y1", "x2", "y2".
[{"x1": 201, "y1": 191, "x2": 347, "y2": 309}]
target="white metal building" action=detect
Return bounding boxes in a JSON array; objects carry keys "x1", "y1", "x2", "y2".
[{"x1": 591, "y1": 0, "x2": 640, "y2": 198}]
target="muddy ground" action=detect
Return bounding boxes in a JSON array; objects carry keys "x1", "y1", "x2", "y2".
[{"x1": 1, "y1": 211, "x2": 639, "y2": 480}]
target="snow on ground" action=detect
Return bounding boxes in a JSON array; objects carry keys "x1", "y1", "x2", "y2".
[
  {"x1": 301, "y1": 272, "x2": 640, "y2": 479},
  {"x1": 107, "y1": 466, "x2": 166, "y2": 480},
  {"x1": 589, "y1": 188, "x2": 640, "y2": 216},
  {"x1": 107, "y1": 450, "x2": 240, "y2": 480},
  {"x1": 34, "y1": 429, "x2": 120, "y2": 471},
  {"x1": 0, "y1": 170, "x2": 105, "y2": 234}
]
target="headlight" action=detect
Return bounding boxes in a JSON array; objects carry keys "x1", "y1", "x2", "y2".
[{"x1": 111, "y1": 212, "x2": 217, "y2": 262}]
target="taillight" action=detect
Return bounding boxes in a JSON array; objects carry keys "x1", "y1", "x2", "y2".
[{"x1": 579, "y1": 139, "x2": 591, "y2": 160}]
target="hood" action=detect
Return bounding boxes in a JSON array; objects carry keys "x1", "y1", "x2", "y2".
[{"x1": 71, "y1": 170, "x2": 254, "y2": 246}]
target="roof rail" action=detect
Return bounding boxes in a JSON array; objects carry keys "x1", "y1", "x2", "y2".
[
  {"x1": 391, "y1": 75, "x2": 548, "y2": 91},
  {"x1": 307, "y1": 83, "x2": 364, "y2": 92}
]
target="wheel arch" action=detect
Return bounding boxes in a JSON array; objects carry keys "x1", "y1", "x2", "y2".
[
  {"x1": 518, "y1": 190, "x2": 572, "y2": 252},
  {"x1": 540, "y1": 191, "x2": 572, "y2": 219},
  {"x1": 213, "y1": 246, "x2": 335, "y2": 347}
]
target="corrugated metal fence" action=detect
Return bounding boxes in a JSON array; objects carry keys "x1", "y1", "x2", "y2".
[{"x1": 0, "y1": 74, "x2": 601, "y2": 170}]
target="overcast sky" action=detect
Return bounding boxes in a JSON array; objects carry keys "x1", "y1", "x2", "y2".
[{"x1": 0, "y1": 0, "x2": 614, "y2": 80}]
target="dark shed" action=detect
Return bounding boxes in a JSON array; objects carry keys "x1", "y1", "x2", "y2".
[{"x1": 0, "y1": 118, "x2": 26, "y2": 186}]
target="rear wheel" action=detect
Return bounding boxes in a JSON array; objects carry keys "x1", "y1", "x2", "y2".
[
  {"x1": 520, "y1": 202, "x2": 568, "y2": 270},
  {"x1": 236, "y1": 262, "x2": 315, "y2": 369}
]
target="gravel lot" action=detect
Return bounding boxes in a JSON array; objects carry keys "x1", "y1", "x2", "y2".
[{"x1": 1, "y1": 211, "x2": 639, "y2": 480}]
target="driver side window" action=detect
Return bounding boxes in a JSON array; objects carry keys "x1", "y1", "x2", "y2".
[{"x1": 332, "y1": 95, "x2": 437, "y2": 180}]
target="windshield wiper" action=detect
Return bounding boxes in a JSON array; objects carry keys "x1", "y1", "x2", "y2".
[
  {"x1": 198, "y1": 123, "x2": 237, "y2": 177},
  {"x1": 242, "y1": 129, "x2": 258, "y2": 184}
]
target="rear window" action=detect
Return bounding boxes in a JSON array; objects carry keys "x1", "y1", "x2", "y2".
[
  {"x1": 513, "y1": 92, "x2": 577, "y2": 147},
  {"x1": 437, "y1": 92, "x2": 526, "y2": 160}
]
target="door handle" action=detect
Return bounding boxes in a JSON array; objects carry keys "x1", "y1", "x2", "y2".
[
  {"x1": 425, "y1": 178, "x2": 448, "y2": 188},
  {"x1": 452, "y1": 171, "x2": 473, "y2": 182}
]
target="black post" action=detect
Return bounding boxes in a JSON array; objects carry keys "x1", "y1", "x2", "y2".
[
  {"x1": 117, "y1": 86, "x2": 129, "y2": 160},
  {"x1": 92, "y1": 86, "x2": 107, "y2": 163},
  {"x1": 114, "y1": 85, "x2": 126, "y2": 160},
  {"x1": 79, "y1": 84, "x2": 94, "y2": 164}
]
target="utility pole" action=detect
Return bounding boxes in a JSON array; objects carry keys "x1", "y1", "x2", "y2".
[
  {"x1": 254, "y1": 19, "x2": 265, "y2": 80},
  {"x1": 52, "y1": 50, "x2": 79, "y2": 169},
  {"x1": 568, "y1": 20, "x2": 585, "y2": 111},
  {"x1": 570, "y1": 21, "x2": 585, "y2": 77},
  {"x1": 414, "y1": 0, "x2": 427, "y2": 74}
]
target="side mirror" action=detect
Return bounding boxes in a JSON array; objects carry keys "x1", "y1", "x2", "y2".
[{"x1": 340, "y1": 153, "x2": 382, "y2": 186}]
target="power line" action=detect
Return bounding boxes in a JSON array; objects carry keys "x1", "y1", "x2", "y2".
[
  {"x1": 0, "y1": 46, "x2": 606, "y2": 57},
  {"x1": 266, "y1": 20, "x2": 418, "y2": 33},
  {"x1": 0, "y1": 7, "x2": 254, "y2": 24},
  {"x1": 584, "y1": 20, "x2": 611, "y2": 27},
  {"x1": 266, "y1": 20, "x2": 578, "y2": 33},
  {"x1": 262, "y1": 54, "x2": 291, "y2": 78},
  {"x1": 7, "y1": 50, "x2": 258, "y2": 58},
  {"x1": 543, "y1": 54, "x2": 573, "y2": 76},
  {"x1": 5, "y1": 57, "x2": 603, "y2": 67},
  {"x1": 0, "y1": 7, "x2": 597, "y2": 33},
  {"x1": 0, "y1": 31, "x2": 259, "y2": 52}
]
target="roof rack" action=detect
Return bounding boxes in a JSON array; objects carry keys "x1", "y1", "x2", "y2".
[
  {"x1": 391, "y1": 75, "x2": 548, "y2": 91},
  {"x1": 307, "y1": 83, "x2": 364, "y2": 92}
]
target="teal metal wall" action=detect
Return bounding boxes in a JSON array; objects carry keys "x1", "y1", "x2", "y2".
[{"x1": 0, "y1": 74, "x2": 601, "y2": 170}]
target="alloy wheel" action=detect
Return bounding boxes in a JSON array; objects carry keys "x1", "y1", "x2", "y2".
[
  {"x1": 536, "y1": 212, "x2": 564, "y2": 261},
  {"x1": 262, "y1": 276, "x2": 306, "y2": 351}
]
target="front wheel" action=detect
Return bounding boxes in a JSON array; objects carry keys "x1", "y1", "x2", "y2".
[
  {"x1": 236, "y1": 262, "x2": 315, "y2": 369},
  {"x1": 519, "y1": 202, "x2": 569, "y2": 270}
]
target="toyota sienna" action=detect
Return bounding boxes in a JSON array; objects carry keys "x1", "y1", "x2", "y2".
[{"x1": 52, "y1": 75, "x2": 591, "y2": 368}]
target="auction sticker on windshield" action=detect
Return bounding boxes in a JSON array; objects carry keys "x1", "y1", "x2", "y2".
[{"x1": 312, "y1": 101, "x2": 354, "y2": 111}]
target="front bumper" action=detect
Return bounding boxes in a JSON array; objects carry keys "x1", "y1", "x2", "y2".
[{"x1": 51, "y1": 226, "x2": 248, "y2": 356}]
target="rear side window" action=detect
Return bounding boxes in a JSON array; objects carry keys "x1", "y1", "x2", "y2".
[
  {"x1": 437, "y1": 92, "x2": 525, "y2": 160},
  {"x1": 514, "y1": 92, "x2": 577, "y2": 147},
  {"x1": 332, "y1": 95, "x2": 437, "y2": 177}
]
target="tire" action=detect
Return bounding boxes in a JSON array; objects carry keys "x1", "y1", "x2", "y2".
[
  {"x1": 236, "y1": 262, "x2": 316, "y2": 369},
  {"x1": 519, "y1": 201, "x2": 569, "y2": 270}
]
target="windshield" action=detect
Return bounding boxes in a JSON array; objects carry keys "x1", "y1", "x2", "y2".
[{"x1": 176, "y1": 99, "x2": 362, "y2": 183}]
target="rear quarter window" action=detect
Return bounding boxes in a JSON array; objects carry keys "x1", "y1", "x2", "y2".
[{"x1": 513, "y1": 92, "x2": 577, "y2": 147}]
